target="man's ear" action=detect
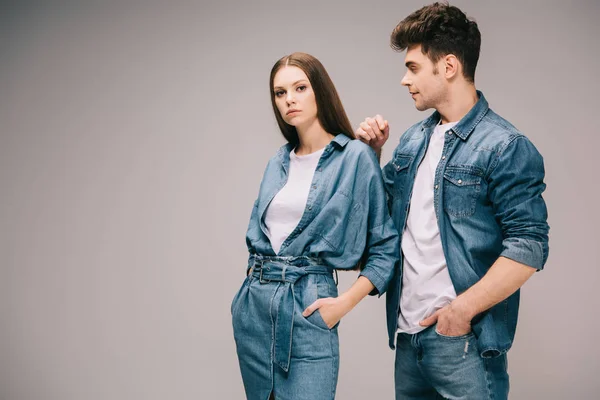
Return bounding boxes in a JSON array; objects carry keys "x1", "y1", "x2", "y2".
[{"x1": 444, "y1": 54, "x2": 460, "y2": 79}]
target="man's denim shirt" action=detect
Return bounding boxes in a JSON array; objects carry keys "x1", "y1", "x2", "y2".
[
  {"x1": 246, "y1": 134, "x2": 400, "y2": 296},
  {"x1": 383, "y1": 92, "x2": 549, "y2": 357}
]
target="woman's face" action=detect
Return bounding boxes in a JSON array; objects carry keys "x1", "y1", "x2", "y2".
[{"x1": 273, "y1": 66, "x2": 318, "y2": 128}]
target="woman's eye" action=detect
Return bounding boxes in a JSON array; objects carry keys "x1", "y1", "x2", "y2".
[
  {"x1": 297, "y1": 85, "x2": 306, "y2": 92},
  {"x1": 275, "y1": 91, "x2": 285, "y2": 97}
]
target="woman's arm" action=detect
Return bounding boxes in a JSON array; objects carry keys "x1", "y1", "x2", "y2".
[
  {"x1": 302, "y1": 276, "x2": 375, "y2": 329},
  {"x1": 303, "y1": 144, "x2": 400, "y2": 328}
]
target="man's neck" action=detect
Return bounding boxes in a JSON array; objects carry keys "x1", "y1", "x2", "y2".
[{"x1": 436, "y1": 84, "x2": 478, "y2": 124}]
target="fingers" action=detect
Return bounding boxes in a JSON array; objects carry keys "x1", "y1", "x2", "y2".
[
  {"x1": 382, "y1": 120, "x2": 390, "y2": 139},
  {"x1": 302, "y1": 299, "x2": 321, "y2": 317},
  {"x1": 356, "y1": 115, "x2": 390, "y2": 152},
  {"x1": 374, "y1": 114, "x2": 386, "y2": 131},
  {"x1": 366, "y1": 117, "x2": 382, "y2": 141},
  {"x1": 357, "y1": 115, "x2": 388, "y2": 142},
  {"x1": 359, "y1": 120, "x2": 377, "y2": 142},
  {"x1": 355, "y1": 126, "x2": 372, "y2": 144},
  {"x1": 419, "y1": 310, "x2": 439, "y2": 327}
]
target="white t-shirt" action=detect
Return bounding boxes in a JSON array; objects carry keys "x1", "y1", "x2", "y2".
[
  {"x1": 397, "y1": 120, "x2": 459, "y2": 334},
  {"x1": 264, "y1": 147, "x2": 324, "y2": 254}
]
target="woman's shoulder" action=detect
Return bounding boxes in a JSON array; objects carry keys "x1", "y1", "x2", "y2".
[
  {"x1": 264, "y1": 143, "x2": 293, "y2": 165},
  {"x1": 344, "y1": 138, "x2": 379, "y2": 164}
]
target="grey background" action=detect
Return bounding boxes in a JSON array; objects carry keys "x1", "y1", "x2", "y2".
[{"x1": 1, "y1": 0, "x2": 598, "y2": 399}]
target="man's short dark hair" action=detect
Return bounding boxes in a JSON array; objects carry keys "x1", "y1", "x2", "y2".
[{"x1": 391, "y1": 2, "x2": 481, "y2": 82}]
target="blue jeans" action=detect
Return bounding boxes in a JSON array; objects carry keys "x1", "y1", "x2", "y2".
[
  {"x1": 395, "y1": 326, "x2": 509, "y2": 399},
  {"x1": 232, "y1": 256, "x2": 340, "y2": 400}
]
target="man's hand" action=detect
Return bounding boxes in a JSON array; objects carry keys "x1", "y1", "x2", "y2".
[
  {"x1": 420, "y1": 257, "x2": 538, "y2": 337},
  {"x1": 355, "y1": 114, "x2": 390, "y2": 152},
  {"x1": 420, "y1": 300, "x2": 475, "y2": 337}
]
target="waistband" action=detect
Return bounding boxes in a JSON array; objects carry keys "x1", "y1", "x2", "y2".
[
  {"x1": 246, "y1": 254, "x2": 333, "y2": 372},
  {"x1": 248, "y1": 254, "x2": 332, "y2": 283}
]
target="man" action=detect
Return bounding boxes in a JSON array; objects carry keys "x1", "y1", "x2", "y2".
[{"x1": 356, "y1": 2, "x2": 549, "y2": 399}]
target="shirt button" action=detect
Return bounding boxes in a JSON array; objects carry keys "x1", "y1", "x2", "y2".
[
  {"x1": 318, "y1": 168, "x2": 322, "y2": 172},
  {"x1": 312, "y1": 185, "x2": 317, "y2": 189},
  {"x1": 308, "y1": 205, "x2": 312, "y2": 210},
  {"x1": 458, "y1": 179, "x2": 462, "y2": 184},
  {"x1": 447, "y1": 131, "x2": 452, "y2": 135},
  {"x1": 435, "y1": 184, "x2": 439, "y2": 189},
  {"x1": 442, "y1": 156, "x2": 446, "y2": 160}
]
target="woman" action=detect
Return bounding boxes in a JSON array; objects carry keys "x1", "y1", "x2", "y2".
[{"x1": 231, "y1": 52, "x2": 399, "y2": 400}]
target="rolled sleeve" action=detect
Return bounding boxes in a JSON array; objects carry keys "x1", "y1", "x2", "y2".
[
  {"x1": 359, "y1": 221, "x2": 400, "y2": 296},
  {"x1": 488, "y1": 136, "x2": 550, "y2": 270},
  {"x1": 358, "y1": 148, "x2": 401, "y2": 296},
  {"x1": 501, "y1": 237, "x2": 547, "y2": 270}
]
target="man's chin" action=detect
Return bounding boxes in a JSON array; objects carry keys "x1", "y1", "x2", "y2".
[{"x1": 415, "y1": 103, "x2": 431, "y2": 112}]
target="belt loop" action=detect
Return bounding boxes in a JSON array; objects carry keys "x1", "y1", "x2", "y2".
[
  {"x1": 259, "y1": 266, "x2": 264, "y2": 283},
  {"x1": 334, "y1": 269, "x2": 338, "y2": 286},
  {"x1": 257, "y1": 258, "x2": 268, "y2": 283}
]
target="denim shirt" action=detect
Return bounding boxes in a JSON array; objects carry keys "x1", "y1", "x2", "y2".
[
  {"x1": 383, "y1": 92, "x2": 549, "y2": 356},
  {"x1": 245, "y1": 134, "x2": 400, "y2": 295}
]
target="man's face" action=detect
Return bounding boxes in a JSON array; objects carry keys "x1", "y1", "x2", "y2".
[{"x1": 401, "y1": 44, "x2": 447, "y2": 111}]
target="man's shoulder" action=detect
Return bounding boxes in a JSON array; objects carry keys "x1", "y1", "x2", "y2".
[
  {"x1": 390, "y1": 117, "x2": 432, "y2": 157},
  {"x1": 473, "y1": 109, "x2": 528, "y2": 151},
  {"x1": 402, "y1": 118, "x2": 432, "y2": 140}
]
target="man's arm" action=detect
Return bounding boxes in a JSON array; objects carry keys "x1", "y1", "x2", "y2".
[
  {"x1": 420, "y1": 257, "x2": 536, "y2": 335},
  {"x1": 421, "y1": 135, "x2": 550, "y2": 335}
]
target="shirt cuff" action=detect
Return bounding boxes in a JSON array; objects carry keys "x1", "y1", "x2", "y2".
[
  {"x1": 500, "y1": 237, "x2": 547, "y2": 270},
  {"x1": 359, "y1": 268, "x2": 388, "y2": 297}
]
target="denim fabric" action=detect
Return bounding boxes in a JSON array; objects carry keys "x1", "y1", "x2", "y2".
[
  {"x1": 245, "y1": 134, "x2": 400, "y2": 295},
  {"x1": 232, "y1": 257, "x2": 339, "y2": 400},
  {"x1": 395, "y1": 326, "x2": 509, "y2": 399},
  {"x1": 233, "y1": 134, "x2": 400, "y2": 399},
  {"x1": 383, "y1": 92, "x2": 549, "y2": 357}
]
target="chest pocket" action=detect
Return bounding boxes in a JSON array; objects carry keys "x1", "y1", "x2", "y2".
[
  {"x1": 443, "y1": 166, "x2": 483, "y2": 218},
  {"x1": 390, "y1": 154, "x2": 413, "y2": 199}
]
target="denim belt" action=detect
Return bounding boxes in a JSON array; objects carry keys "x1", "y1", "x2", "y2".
[{"x1": 248, "y1": 254, "x2": 333, "y2": 372}]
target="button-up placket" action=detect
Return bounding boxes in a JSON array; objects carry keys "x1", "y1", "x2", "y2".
[
  {"x1": 276, "y1": 145, "x2": 333, "y2": 255},
  {"x1": 433, "y1": 128, "x2": 459, "y2": 221}
]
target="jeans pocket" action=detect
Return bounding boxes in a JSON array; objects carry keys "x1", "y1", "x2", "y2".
[
  {"x1": 434, "y1": 328, "x2": 474, "y2": 340},
  {"x1": 312, "y1": 309, "x2": 331, "y2": 331},
  {"x1": 303, "y1": 274, "x2": 338, "y2": 331}
]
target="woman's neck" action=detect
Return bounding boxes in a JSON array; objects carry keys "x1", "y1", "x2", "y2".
[{"x1": 295, "y1": 119, "x2": 334, "y2": 155}]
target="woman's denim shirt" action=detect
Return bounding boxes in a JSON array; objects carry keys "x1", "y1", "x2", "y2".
[{"x1": 245, "y1": 134, "x2": 400, "y2": 295}]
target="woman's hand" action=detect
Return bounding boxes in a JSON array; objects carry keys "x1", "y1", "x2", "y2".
[
  {"x1": 302, "y1": 276, "x2": 376, "y2": 329},
  {"x1": 302, "y1": 295, "x2": 353, "y2": 329}
]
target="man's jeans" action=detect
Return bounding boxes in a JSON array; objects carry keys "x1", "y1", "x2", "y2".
[{"x1": 395, "y1": 325, "x2": 509, "y2": 399}]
